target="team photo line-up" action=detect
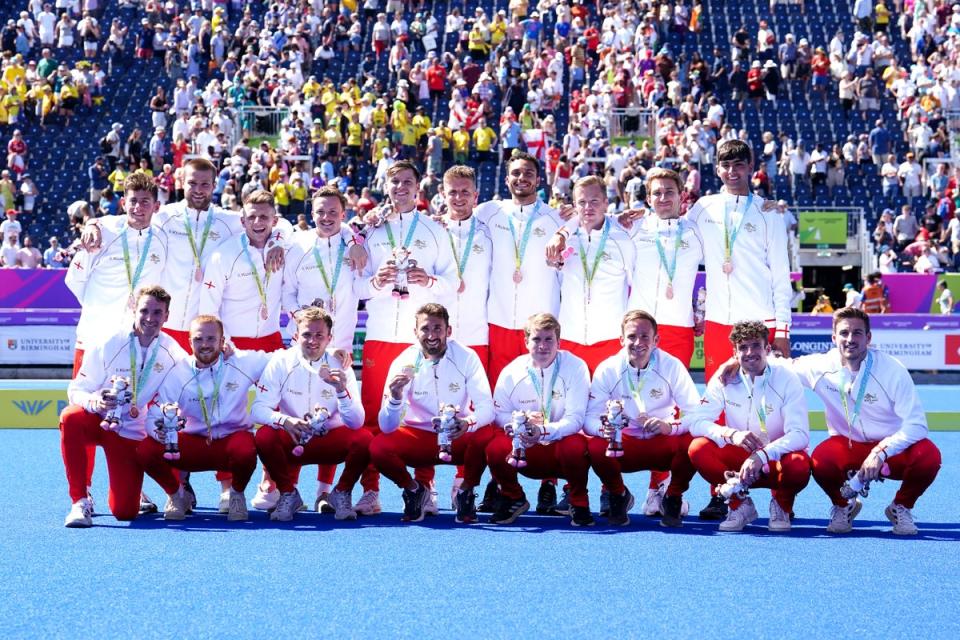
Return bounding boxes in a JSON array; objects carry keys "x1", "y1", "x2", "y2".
[{"x1": 59, "y1": 139, "x2": 941, "y2": 535}]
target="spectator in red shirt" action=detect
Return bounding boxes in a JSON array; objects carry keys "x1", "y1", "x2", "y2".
[{"x1": 426, "y1": 59, "x2": 447, "y2": 103}]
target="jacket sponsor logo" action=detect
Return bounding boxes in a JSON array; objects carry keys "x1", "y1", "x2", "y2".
[
  {"x1": 321, "y1": 389, "x2": 333, "y2": 399},
  {"x1": 744, "y1": 223, "x2": 758, "y2": 233},
  {"x1": 153, "y1": 362, "x2": 164, "y2": 373},
  {"x1": 208, "y1": 231, "x2": 221, "y2": 241},
  {"x1": 448, "y1": 382, "x2": 461, "y2": 392},
  {"x1": 649, "y1": 388, "x2": 663, "y2": 399},
  {"x1": 765, "y1": 404, "x2": 775, "y2": 414},
  {"x1": 225, "y1": 381, "x2": 239, "y2": 392},
  {"x1": 471, "y1": 244, "x2": 484, "y2": 255},
  {"x1": 864, "y1": 393, "x2": 878, "y2": 404},
  {"x1": 150, "y1": 253, "x2": 160, "y2": 263},
  {"x1": 413, "y1": 239, "x2": 427, "y2": 250},
  {"x1": 14, "y1": 400, "x2": 51, "y2": 415},
  {"x1": 533, "y1": 227, "x2": 547, "y2": 237}
]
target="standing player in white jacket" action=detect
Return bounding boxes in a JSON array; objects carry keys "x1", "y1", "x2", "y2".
[
  {"x1": 61, "y1": 286, "x2": 185, "y2": 527},
  {"x1": 251, "y1": 306, "x2": 371, "y2": 522},
  {"x1": 554, "y1": 175, "x2": 635, "y2": 373},
  {"x1": 686, "y1": 320, "x2": 811, "y2": 533},
  {"x1": 136, "y1": 315, "x2": 269, "y2": 522},
  {"x1": 198, "y1": 190, "x2": 288, "y2": 352},
  {"x1": 684, "y1": 140, "x2": 793, "y2": 380},
  {"x1": 353, "y1": 160, "x2": 458, "y2": 516},
  {"x1": 368, "y1": 303, "x2": 495, "y2": 524},
  {"x1": 65, "y1": 173, "x2": 169, "y2": 375}
]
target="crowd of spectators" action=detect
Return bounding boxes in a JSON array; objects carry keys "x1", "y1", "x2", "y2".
[{"x1": 0, "y1": 0, "x2": 958, "y2": 287}]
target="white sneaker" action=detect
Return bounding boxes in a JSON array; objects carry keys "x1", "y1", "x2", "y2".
[
  {"x1": 826, "y1": 498, "x2": 862, "y2": 534},
  {"x1": 354, "y1": 490, "x2": 382, "y2": 515},
  {"x1": 719, "y1": 497, "x2": 758, "y2": 532},
  {"x1": 163, "y1": 491, "x2": 189, "y2": 521},
  {"x1": 885, "y1": 502, "x2": 919, "y2": 536},
  {"x1": 642, "y1": 487, "x2": 664, "y2": 516},
  {"x1": 227, "y1": 489, "x2": 248, "y2": 522},
  {"x1": 768, "y1": 498, "x2": 791, "y2": 532},
  {"x1": 64, "y1": 498, "x2": 93, "y2": 528},
  {"x1": 425, "y1": 487, "x2": 439, "y2": 516},
  {"x1": 270, "y1": 490, "x2": 304, "y2": 522},
  {"x1": 450, "y1": 476, "x2": 464, "y2": 510},
  {"x1": 218, "y1": 490, "x2": 231, "y2": 514},
  {"x1": 314, "y1": 492, "x2": 334, "y2": 514},
  {"x1": 251, "y1": 486, "x2": 280, "y2": 510},
  {"x1": 328, "y1": 489, "x2": 357, "y2": 521}
]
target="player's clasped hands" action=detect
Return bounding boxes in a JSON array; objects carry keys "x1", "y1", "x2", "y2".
[{"x1": 732, "y1": 430, "x2": 765, "y2": 453}]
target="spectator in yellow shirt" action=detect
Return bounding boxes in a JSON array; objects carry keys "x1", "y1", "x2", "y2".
[
  {"x1": 472, "y1": 118, "x2": 498, "y2": 165},
  {"x1": 452, "y1": 127, "x2": 471, "y2": 164},
  {"x1": 345, "y1": 113, "x2": 364, "y2": 158},
  {"x1": 289, "y1": 175, "x2": 308, "y2": 218},
  {"x1": 324, "y1": 125, "x2": 343, "y2": 161},
  {"x1": 272, "y1": 177, "x2": 291, "y2": 218},
  {"x1": 412, "y1": 106, "x2": 432, "y2": 150},
  {"x1": 108, "y1": 161, "x2": 129, "y2": 193}
]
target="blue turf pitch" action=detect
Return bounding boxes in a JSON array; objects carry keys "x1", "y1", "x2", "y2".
[{"x1": 2, "y1": 429, "x2": 959, "y2": 639}]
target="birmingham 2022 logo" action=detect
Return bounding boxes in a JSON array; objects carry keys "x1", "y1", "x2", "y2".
[{"x1": 12, "y1": 399, "x2": 68, "y2": 416}]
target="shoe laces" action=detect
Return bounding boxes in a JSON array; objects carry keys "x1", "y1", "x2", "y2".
[
  {"x1": 830, "y1": 503, "x2": 851, "y2": 523},
  {"x1": 276, "y1": 492, "x2": 298, "y2": 513},
  {"x1": 356, "y1": 490, "x2": 377, "y2": 506},
  {"x1": 891, "y1": 503, "x2": 914, "y2": 525}
]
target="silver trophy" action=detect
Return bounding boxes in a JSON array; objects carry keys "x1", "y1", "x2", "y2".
[
  {"x1": 602, "y1": 399, "x2": 627, "y2": 458},
  {"x1": 505, "y1": 410, "x2": 535, "y2": 468},
  {"x1": 388, "y1": 245, "x2": 417, "y2": 299},
  {"x1": 840, "y1": 464, "x2": 890, "y2": 500},
  {"x1": 155, "y1": 402, "x2": 186, "y2": 460},
  {"x1": 432, "y1": 404, "x2": 460, "y2": 463},
  {"x1": 715, "y1": 470, "x2": 751, "y2": 501},
  {"x1": 292, "y1": 404, "x2": 331, "y2": 456},
  {"x1": 99, "y1": 376, "x2": 132, "y2": 431}
]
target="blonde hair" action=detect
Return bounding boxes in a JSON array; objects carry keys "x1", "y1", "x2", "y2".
[{"x1": 524, "y1": 313, "x2": 561, "y2": 340}]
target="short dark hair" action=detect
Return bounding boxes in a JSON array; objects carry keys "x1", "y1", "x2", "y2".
[
  {"x1": 716, "y1": 139, "x2": 753, "y2": 165},
  {"x1": 386, "y1": 159, "x2": 421, "y2": 183},
  {"x1": 183, "y1": 157, "x2": 217, "y2": 175},
  {"x1": 312, "y1": 184, "x2": 347, "y2": 210},
  {"x1": 833, "y1": 306, "x2": 871, "y2": 333},
  {"x1": 415, "y1": 303, "x2": 450, "y2": 326},
  {"x1": 621, "y1": 310, "x2": 658, "y2": 335},
  {"x1": 508, "y1": 150, "x2": 541, "y2": 175},
  {"x1": 136, "y1": 285, "x2": 172, "y2": 312}
]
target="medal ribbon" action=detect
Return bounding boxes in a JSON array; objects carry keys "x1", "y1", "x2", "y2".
[
  {"x1": 839, "y1": 350, "x2": 874, "y2": 444},
  {"x1": 507, "y1": 201, "x2": 541, "y2": 272},
  {"x1": 240, "y1": 234, "x2": 271, "y2": 312},
  {"x1": 447, "y1": 216, "x2": 477, "y2": 279},
  {"x1": 576, "y1": 217, "x2": 611, "y2": 290},
  {"x1": 312, "y1": 237, "x2": 346, "y2": 302},
  {"x1": 723, "y1": 193, "x2": 754, "y2": 264},
  {"x1": 654, "y1": 218, "x2": 683, "y2": 289},
  {"x1": 128, "y1": 333, "x2": 161, "y2": 409},
  {"x1": 120, "y1": 223, "x2": 154, "y2": 296},
  {"x1": 384, "y1": 211, "x2": 420, "y2": 249},
  {"x1": 625, "y1": 350, "x2": 657, "y2": 414},
  {"x1": 183, "y1": 208, "x2": 215, "y2": 272},
  {"x1": 527, "y1": 353, "x2": 561, "y2": 421},
  {"x1": 195, "y1": 354, "x2": 225, "y2": 440},
  {"x1": 739, "y1": 365, "x2": 769, "y2": 439}
]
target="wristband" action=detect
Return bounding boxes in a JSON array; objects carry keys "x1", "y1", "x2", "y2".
[{"x1": 555, "y1": 228, "x2": 570, "y2": 240}]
